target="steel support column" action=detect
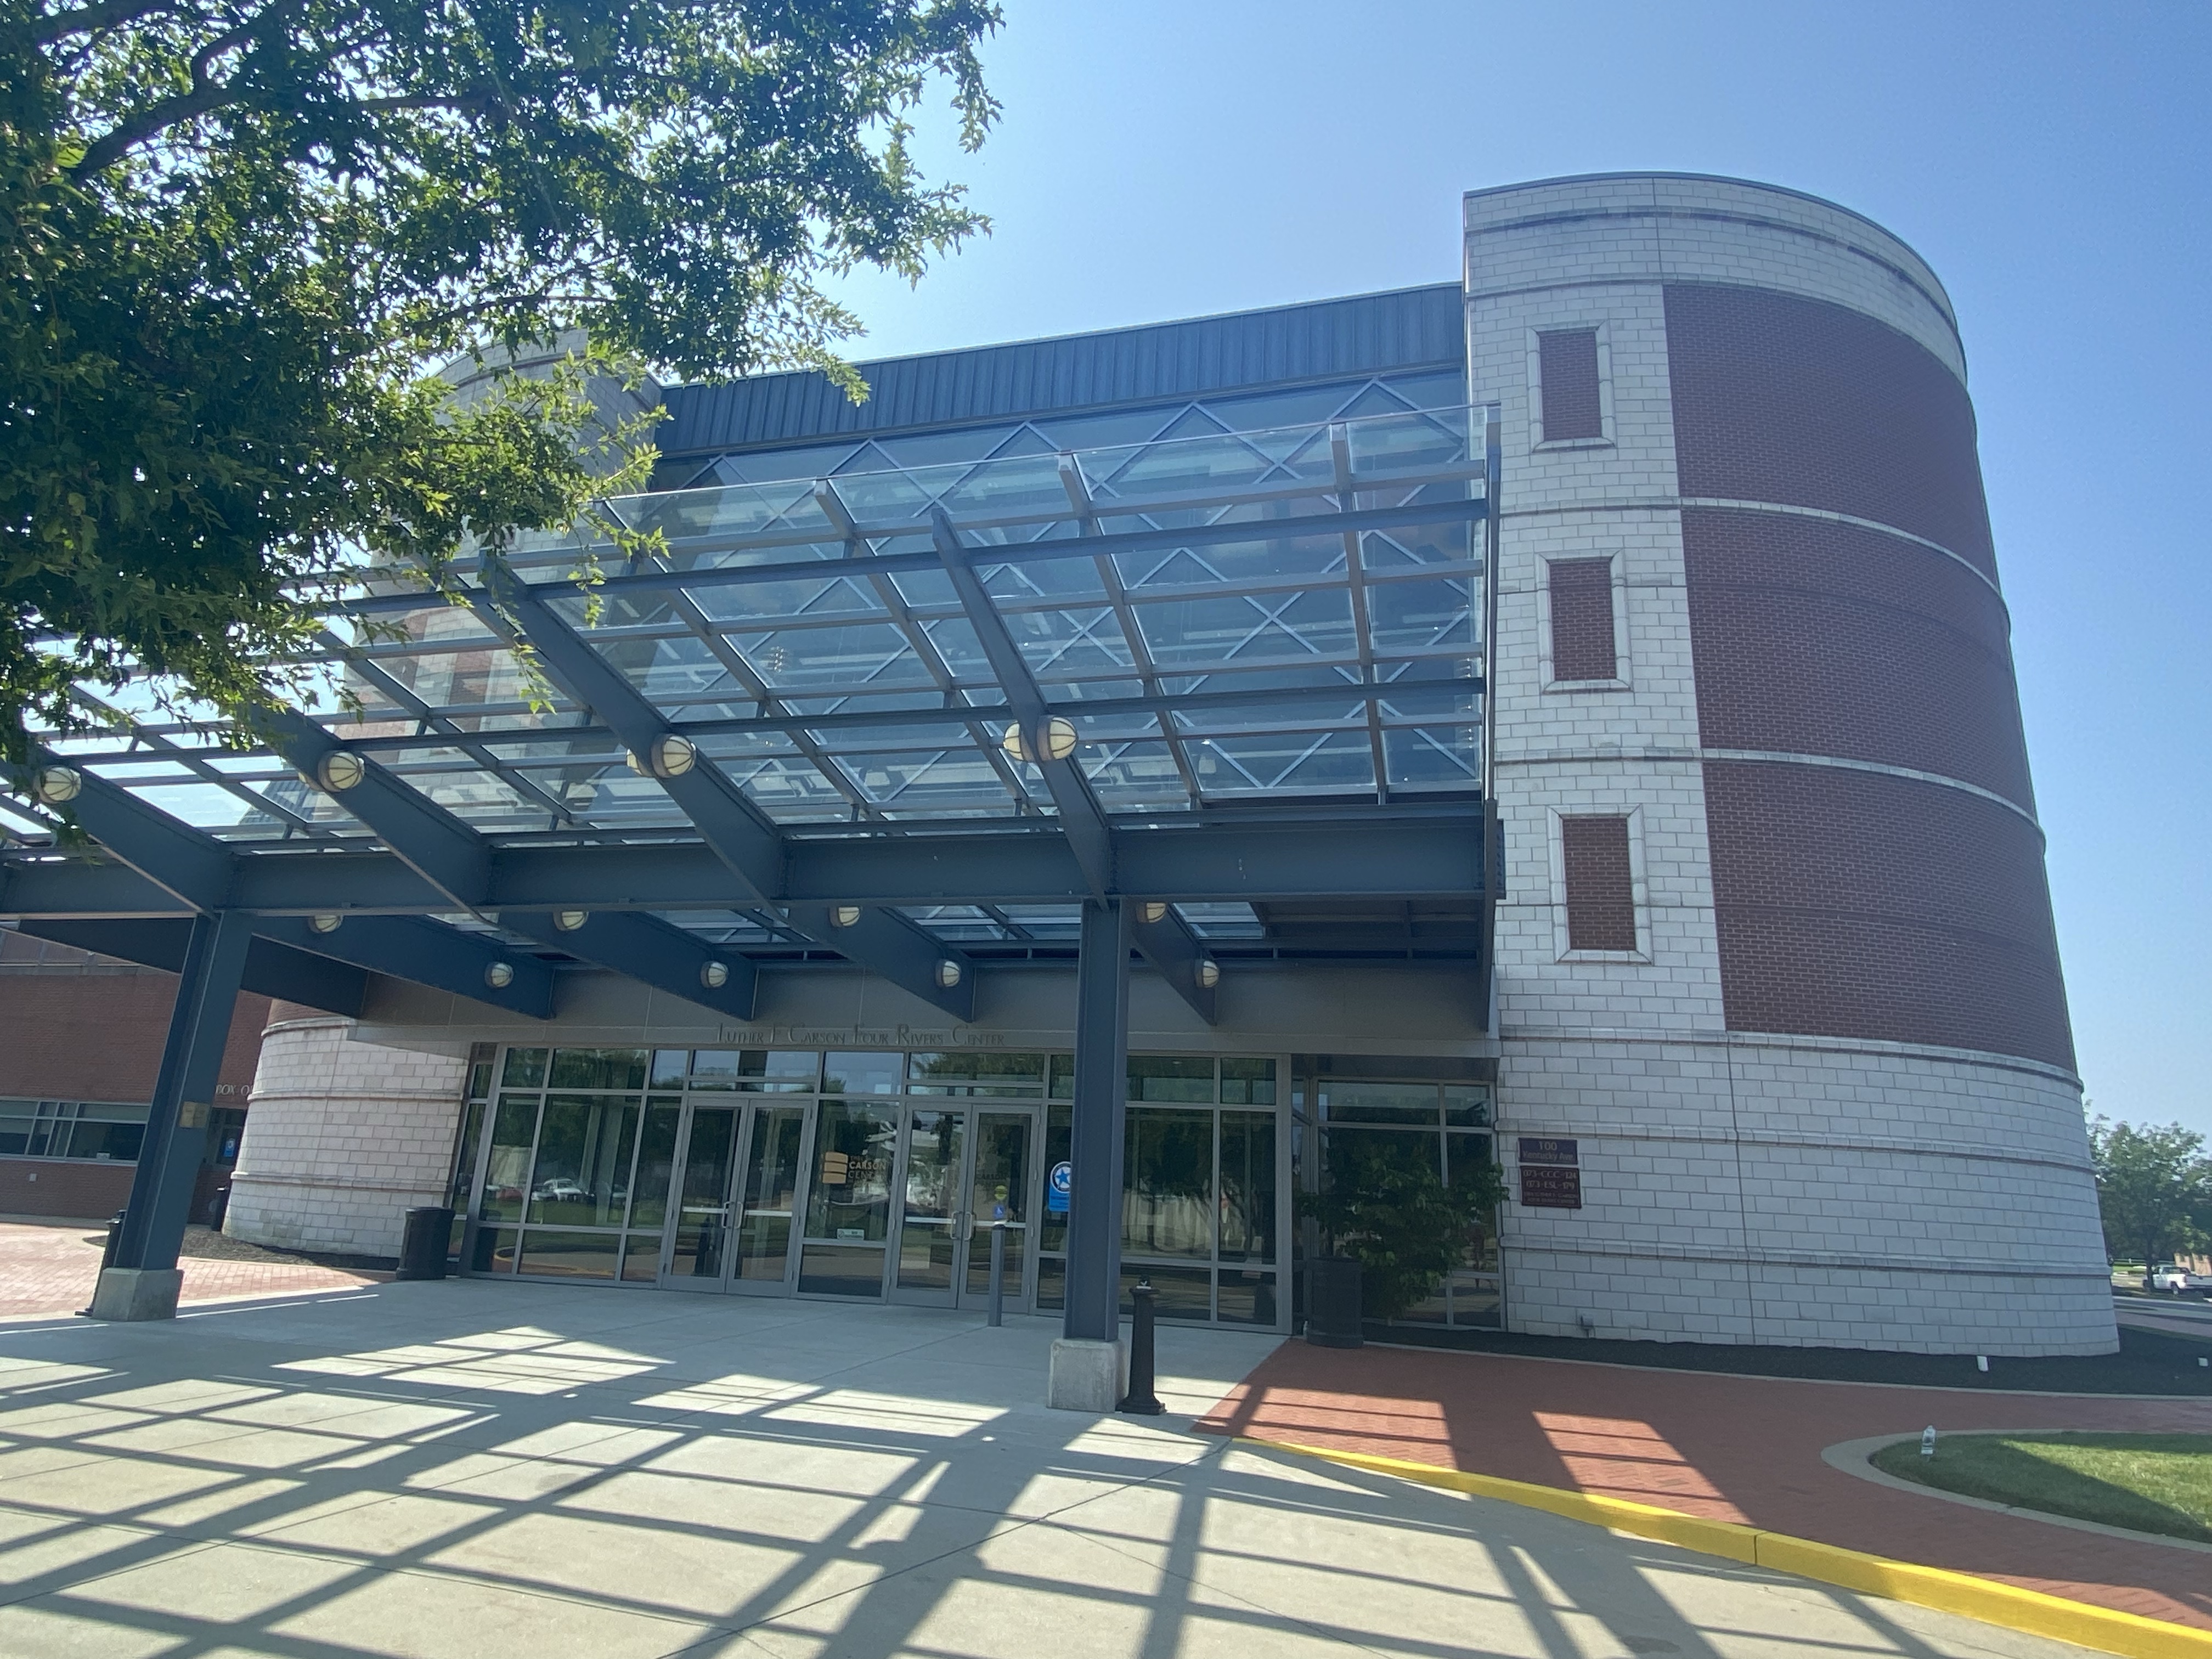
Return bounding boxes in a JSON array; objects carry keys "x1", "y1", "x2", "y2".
[
  {"x1": 1063, "y1": 898, "x2": 1131, "y2": 1345},
  {"x1": 99, "y1": 909, "x2": 255, "y2": 1318}
]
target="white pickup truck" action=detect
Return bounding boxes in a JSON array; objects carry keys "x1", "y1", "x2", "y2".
[{"x1": 2147, "y1": 1263, "x2": 2211, "y2": 1293}]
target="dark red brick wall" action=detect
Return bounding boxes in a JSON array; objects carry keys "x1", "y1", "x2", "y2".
[
  {"x1": 0, "y1": 1157, "x2": 134, "y2": 1220},
  {"x1": 1683, "y1": 508, "x2": 2034, "y2": 810},
  {"x1": 1539, "y1": 329, "x2": 1603, "y2": 441},
  {"x1": 1702, "y1": 764, "x2": 2073, "y2": 1069},
  {"x1": 0, "y1": 972, "x2": 271, "y2": 1104},
  {"x1": 1663, "y1": 284, "x2": 1996, "y2": 577},
  {"x1": 1667, "y1": 283, "x2": 2070, "y2": 1069},
  {"x1": 1562, "y1": 816, "x2": 1637, "y2": 951},
  {"x1": 1548, "y1": 557, "x2": 1619, "y2": 681}
]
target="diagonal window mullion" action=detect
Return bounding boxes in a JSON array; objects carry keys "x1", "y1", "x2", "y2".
[
  {"x1": 855, "y1": 559, "x2": 1037, "y2": 812},
  {"x1": 311, "y1": 630, "x2": 580, "y2": 827},
  {"x1": 661, "y1": 583, "x2": 878, "y2": 820}
]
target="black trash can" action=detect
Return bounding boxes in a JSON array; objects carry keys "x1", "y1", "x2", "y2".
[
  {"x1": 397, "y1": 1206, "x2": 453, "y2": 1281},
  {"x1": 1306, "y1": 1255, "x2": 1364, "y2": 1348}
]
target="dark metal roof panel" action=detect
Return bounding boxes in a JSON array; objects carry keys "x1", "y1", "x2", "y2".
[{"x1": 658, "y1": 283, "x2": 1466, "y2": 456}]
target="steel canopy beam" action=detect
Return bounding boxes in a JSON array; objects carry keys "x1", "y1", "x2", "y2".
[
  {"x1": 1, "y1": 812, "x2": 1487, "y2": 918},
  {"x1": 30, "y1": 746, "x2": 233, "y2": 911},
  {"x1": 930, "y1": 509, "x2": 1114, "y2": 898},
  {"x1": 255, "y1": 914, "x2": 556, "y2": 1019},
  {"x1": 478, "y1": 558, "x2": 977, "y2": 1020},
  {"x1": 479, "y1": 560, "x2": 784, "y2": 902},
  {"x1": 501, "y1": 909, "x2": 755, "y2": 1021},
  {"x1": 1131, "y1": 904, "x2": 1217, "y2": 1023},
  {"x1": 4, "y1": 760, "x2": 554, "y2": 1015},
  {"x1": 783, "y1": 901, "x2": 976, "y2": 1022},
  {"x1": 262, "y1": 709, "x2": 492, "y2": 911},
  {"x1": 12, "y1": 917, "x2": 369, "y2": 1018}
]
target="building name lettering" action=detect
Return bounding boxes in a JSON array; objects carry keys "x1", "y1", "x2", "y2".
[{"x1": 711, "y1": 1024, "x2": 1006, "y2": 1050}]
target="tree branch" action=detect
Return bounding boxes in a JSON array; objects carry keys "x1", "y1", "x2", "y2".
[
  {"x1": 66, "y1": 12, "x2": 280, "y2": 177},
  {"x1": 33, "y1": 0, "x2": 174, "y2": 46}
]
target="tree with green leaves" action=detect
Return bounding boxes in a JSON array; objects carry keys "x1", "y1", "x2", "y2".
[
  {"x1": 1, "y1": 0, "x2": 998, "y2": 765},
  {"x1": 2087, "y1": 1116, "x2": 2212, "y2": 1270},
  {"x1": 1299, "y1": 1137, "x2": 1505, "y2": 1321}
]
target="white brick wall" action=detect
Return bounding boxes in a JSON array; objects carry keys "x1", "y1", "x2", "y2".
[
  {"x1": 227, "y1": 1014, "x2": 470, "y2": 1258},
  {"x1": 1465, "y1": 173, "x2": 1966, "y2": 381},
  {"x1": 1467, "y1": 174, "x2": 2114, "y2": 1356}
]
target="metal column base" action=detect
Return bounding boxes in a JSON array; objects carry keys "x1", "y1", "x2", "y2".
[
  {"x1": 88, "y1": 1267, "x2": 183, "y2": 1322},
  {"x1": 1046, "y1": 1336, "x2": 1127, "y2": 1412}
]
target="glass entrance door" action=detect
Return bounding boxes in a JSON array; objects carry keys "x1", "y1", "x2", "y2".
[
  {"x1": 660, "y1": 1103, "x2": 740, "y2": 1290},
  {"x1": 654, "y1": 1100, "x2": 812, "y2": 1294},
  {"x1": 728, "y1": 1104, "x2": 808, "y2": 1293},
  {"x1": 890, "y1": 1107, "x2": 1035, "y2": 1311},
  {"x1": 966, "y1": 1111, "x2": 1034, "y2": 1310},
  {"x1": 893, "y1": 1109, "x2": 966, "y2": 1304}
]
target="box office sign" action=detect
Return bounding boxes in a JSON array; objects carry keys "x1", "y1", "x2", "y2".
[{"x1": 1517, "y1": 1136, "x2": 1582, "y2": 1209}]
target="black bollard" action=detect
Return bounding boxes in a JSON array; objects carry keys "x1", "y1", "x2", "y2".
[
  {"x1": 1119, "y1": 1279, "x2": 1165, "y2": 1415},
  {"x1": 987, "y1": 1221, "x2": 1006, "y2": 1327},
  {"x1": 99, "y1": 1210, "x2": 126, "y2": 1272}
]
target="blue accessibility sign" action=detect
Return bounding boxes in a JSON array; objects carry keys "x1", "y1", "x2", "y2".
[{"x1": 1046, "y1": 1160, "x2": 1072, "y2": 1214}]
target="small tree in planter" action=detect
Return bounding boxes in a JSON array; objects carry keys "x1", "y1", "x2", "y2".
[{"x1": 1299, "y1": 1146, "x2": 1505, "y2": 1322}]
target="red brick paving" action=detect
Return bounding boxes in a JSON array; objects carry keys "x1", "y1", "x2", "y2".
[
  {"x1": 0, "y1": 1219, "x2": 385, "y2": 1321},
  {"x1": 1200, "y1": 1340, "x2": 2212, "y2": 1632}
]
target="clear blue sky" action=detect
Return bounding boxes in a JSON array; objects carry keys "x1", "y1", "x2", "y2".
[{"x1": 826, "y1": 0, "x2": 2212, "y2": 1136}]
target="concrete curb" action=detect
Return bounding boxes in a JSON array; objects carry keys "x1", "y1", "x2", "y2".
[
  {"x1": 1822, "y1": 1432, "x2": 2212, "y2": 1555},
  {"x1": 1246, "y1": 1436, "x2": 2212, "y2": 1659}
]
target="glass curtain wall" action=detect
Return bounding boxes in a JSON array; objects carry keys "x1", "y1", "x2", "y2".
[
  {"x1": 1294, "y1": 1073, "x2": 1501, "y2": 1329},
  {"x1": 467, "y1": 1046, "x2": 686, "y2": 1279},
  {"x1": 1034, "y1": 1054, "x2": 1283, "y2": 1325},
  {"x1": 459, "y1": 1044, "x2": 1290, "y2": 1328}
]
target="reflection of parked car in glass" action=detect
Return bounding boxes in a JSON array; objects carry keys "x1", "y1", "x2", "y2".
[
  {"x1": 2148, "y1": 1263, "x2": 2210, "y2": 1293},
  {"x1": 532, "y1": 1178, "x2": 591, "y2": 1204}
]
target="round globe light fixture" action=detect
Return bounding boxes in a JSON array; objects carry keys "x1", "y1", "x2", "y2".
[
  {"x1": 307, "y1": 913, "x2": 343, "y2": 935},
  {"x1": 551, "y1": 910, "x2": 589, "y2": 933},
  {"x1": 626, "y1": 733, "x2": 697, "y2": 780},
  {"x1": 484, "y1": 961, "x2": 516, "y2": 990},
  {"x1": 700, "y1": 960, "x2": 731, "y2": 990},
  {"x1": 933, "y1": 958, "x2": 963, "y2": 989},
  {"x1": 315, "y1": 750, "x2": 365, "y2": 793},
  {"x1": 1140, "y1": 901, "x2": 1169, "y2": 926},
  {"x1": 829, "y1": 904, "x2": 862, "y2": 929},
  {"x1": 1196, "y1": 960, "x2": 1221, "y2": 990},
  {"x1": 1000, "y1": 716, "x2": 1077, "y2": 764},
  {"x1": 31, "y1": 766, "x2": 82, "y2": 805}
]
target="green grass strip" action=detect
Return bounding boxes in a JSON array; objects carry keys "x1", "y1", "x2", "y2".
[{"x1": 1872, "y1": 1433, "x2": 2212, "y2": 1545}]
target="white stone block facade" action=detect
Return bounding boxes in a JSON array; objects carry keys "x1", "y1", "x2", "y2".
[
  {"x1": 1469, "y1": 174, "x2": 2112, "y2": 1354},
  {"x1": 227, "y1": 1013, "x2": 470, "y2": 1258}
]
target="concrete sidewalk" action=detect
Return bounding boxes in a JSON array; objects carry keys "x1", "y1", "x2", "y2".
[
  {"x1": 1200, "y1": 1339, "x2": 2212, "y2": 1634},
  {"x1": 0, "y1": 1279, "x2": 2104, "y2": 1658}
]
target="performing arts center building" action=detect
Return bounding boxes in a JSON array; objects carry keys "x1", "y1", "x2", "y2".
[{"x1": 1, "y1": 174, "x2": 2113, "y2": 1359}]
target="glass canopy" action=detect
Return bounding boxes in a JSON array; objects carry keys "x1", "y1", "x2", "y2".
[{"x1": 5, "y1": 401, "x2": 1497, "y2": 966}]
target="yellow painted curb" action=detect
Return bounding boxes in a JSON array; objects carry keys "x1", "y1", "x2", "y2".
[{"x1": 1248, "y1": 1438, "x2": 2212, "y2": 1659}]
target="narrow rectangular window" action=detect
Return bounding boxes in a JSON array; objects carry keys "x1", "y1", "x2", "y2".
[
  {"x1": 1561, "y1": 816, "x2": 1636, "y2": 952},
  {"x1": 1538, "y1": 329, "x2": 1603, "y2": 441},
  {"x1": 1548, "y1": 558, "x2": 1618, "y2": 681}
]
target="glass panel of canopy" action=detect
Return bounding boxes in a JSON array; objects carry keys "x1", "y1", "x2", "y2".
[{"x1": 17, "y1": 403, "x2": 1492, "y2": 862}]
